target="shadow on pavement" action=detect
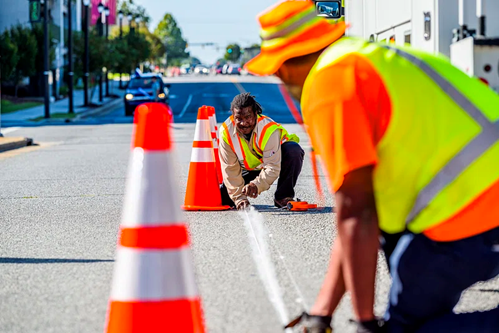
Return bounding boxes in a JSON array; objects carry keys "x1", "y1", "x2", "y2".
[
  {"x1": 476, "y1": 289, "x2": 499, "y2": 293},
  {"x1": 270, "y1": 206, "x2": 334, "y2": 216},
  {"x1": 252, "y1": 205, "x2": 334, "y2": 215},
  {"x1": 0, "y1": 257, "x2": 114, "y2": 264}
]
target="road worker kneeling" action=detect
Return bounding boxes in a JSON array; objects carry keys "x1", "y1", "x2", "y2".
[{"x1": 219, "y1": 92, "x2": 304, "y2": 210}]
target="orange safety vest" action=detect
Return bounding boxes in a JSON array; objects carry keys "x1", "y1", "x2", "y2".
[{"x1": 220, "y1": 115, "x2": 299, "y2": 170}]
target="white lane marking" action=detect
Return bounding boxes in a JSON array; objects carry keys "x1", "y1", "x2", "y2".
[
  {"x1": 1, "y1": 127, "x2": 21, "y2": 134},
  {"x1": 241, "y1": 208, "x2": 293, "y2": 331},
  {"x1": 178, "y1": 94, "x2": 193, "y2": 119}
]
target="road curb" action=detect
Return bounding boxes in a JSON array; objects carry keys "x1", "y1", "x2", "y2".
[
  {"x1": 75, "y1": 97, "x2": 123, "y2": 120},
  {"x1": 0, "y1": 137, "x2": 33, "y2": 153}
]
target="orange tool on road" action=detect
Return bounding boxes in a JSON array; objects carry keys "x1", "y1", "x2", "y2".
[{"x1": 286, "y1": 200, "x2": 318, "y2": 211}]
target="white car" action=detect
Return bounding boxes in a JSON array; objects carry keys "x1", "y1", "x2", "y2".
[{"x1": 194, "y1": 65, "x2": 210, "y2": 75}]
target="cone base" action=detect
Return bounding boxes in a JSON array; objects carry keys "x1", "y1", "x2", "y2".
[{"x1": 182, "y1": 205, "x2": 232, "y2": 211}]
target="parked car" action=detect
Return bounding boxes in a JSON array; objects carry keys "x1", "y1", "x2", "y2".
[
  {"x1": 222, "y1": 64, "x2": 231, "y2": 74},
  {"x1": 124, "y1": 74, "x2": 170, "y2": 116},
  {"x1": 227, "y1": 64, "x2": 242, "y2": 75},
  {"x1": 214, "y1": 65, "x2": 224, "y2": 75}
]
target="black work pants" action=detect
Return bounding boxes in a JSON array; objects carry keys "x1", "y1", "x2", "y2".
[
  {"x1": 220, "y1": 141, "x2": 304, "y2": 207},
  {"x1": 382, "y1": 227, "x2": 499, "y2": 333}
]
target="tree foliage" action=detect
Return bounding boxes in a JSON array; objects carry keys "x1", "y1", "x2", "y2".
[
  {"x1": 154, "y1": 13, "x2": 189, "y2": 67},
  {"x1": 0, "y1": 30, "x2": 18, "y2": 81},
  {"x1": 9, "y1": 24, "x2": 38, "y2": 97},
  {"x1": 31, "y1": 23, "x2": 56, "y2": 74},
  {"x1": 118, "y1": 0, "x2": 151, "y2": 26},
  {"x1": 224, "y1": 43, "x2": 241, "y2": 62}
]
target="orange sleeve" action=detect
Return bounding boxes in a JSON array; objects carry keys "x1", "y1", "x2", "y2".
[{"x1": 303, "y1": 55, "x2": 390, "y2": 192}]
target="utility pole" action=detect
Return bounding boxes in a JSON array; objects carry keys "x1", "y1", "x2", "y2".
[
  {"x1": 118, "y1": 10, "x2": 124, "y2": 89},
  {"x1": 83, "y1": 0, "x2": 90, "y2": 106},
  {"x1": 68, "y1": 0, "x2": 74, "y2": 114},
  {"x1": 42, "y1": 0, "x2": 50, "y2": 118},
  {"x1": 104, "y1": 5, "x2": 110, "y2": 97},
  {"x1": 97, "y1": 2, "x2": 104, "y2": 103}
]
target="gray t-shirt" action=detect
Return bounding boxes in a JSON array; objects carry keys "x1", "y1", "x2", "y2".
[{"x1": 152, "y1": 81, "x2": 161, "y2": 96}]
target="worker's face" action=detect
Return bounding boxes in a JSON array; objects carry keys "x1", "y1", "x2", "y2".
[
  {"x1": 275, "y1": 51, "x2": 323, "y2": 101},
  {"x1": 233, "y1": 106, "x2": 257, "y2": 135}
]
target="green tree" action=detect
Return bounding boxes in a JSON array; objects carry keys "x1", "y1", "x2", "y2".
[
  {"x1": 224, "y1": 43, "x2": 241, "y2": 62},
  {"x1": 127, "y1": 31, "x2": 152, "y2": 70},
  {"x1": 118, "y1": 0, "x2": 151, "y2": 26},
  {"x1": 28, "y1": 24, "x2": 56, "y2": 97},
  {"x1": 9, "y1": 24, "x2": 38, "y2": 97},
  {"x1": 241, "y1": 44, "x2": 261, "y2": 67},
  {"x1": 154, "y1": 13, "x2": 189, "y2": 67},
  {"x1": 143, "y1": 28, "x2": 166, "y2": 66},
  {"x1": 0, "y1": 30, "x2": 19, "y2": 81}
]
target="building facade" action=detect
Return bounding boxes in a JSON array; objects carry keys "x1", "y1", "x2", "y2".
[
  {"x1": 345, "y1": 0, "x2": 499, "y2": 57},
  {"x1": 0, "y1": 0, "x2": 82, "y2": 98}
]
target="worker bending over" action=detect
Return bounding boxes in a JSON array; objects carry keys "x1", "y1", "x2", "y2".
[
  {"x1": 245, "y1": 1, "x2": 499, "y2": 332},
  {"x1": 219, "y1": 93, "x2": 304, "y2": 210}
]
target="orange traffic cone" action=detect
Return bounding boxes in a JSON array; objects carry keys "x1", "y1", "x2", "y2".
[
  {"x1": 207, "y1": 106, "x2": 223, "y2": 184},
  {"x1": 183, "y1": 106, "x2": 231, "y2": 211},
  {"x1": 105, "y1": 104, "x2": 206, "y2": 333}
]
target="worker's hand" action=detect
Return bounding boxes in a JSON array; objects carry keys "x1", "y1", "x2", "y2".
[
  {"x1": 237, "y1": 199, "x2": 251, "y2": 210},
  {"x1": 355, "y1": 319, "x2": 386, "y2": 333},
  {"x1": 242, "y1": 183, "x2": 259, "y2": 199}
]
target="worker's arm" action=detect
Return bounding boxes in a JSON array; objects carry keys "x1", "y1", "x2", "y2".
[
  {"x1": 336, "y1": 166, "x2": 379, "y2": 321},
  {"x1": 250, "y1": 130, "x2": 282, "y2": 194},
  {"x1": 302, "y1": 55, "x2": 388, "y2": 325},
  {"x1": 219, "y1": 138, "x2": 248, "y2": 206}
]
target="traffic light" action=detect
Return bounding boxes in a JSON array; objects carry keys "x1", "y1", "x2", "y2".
[
  {"x1": 228, "y1": 48, "x2": 233, "y2": 54},
  {"x1": 29, "y1": 0, "x2": 42, "y2": 23}
]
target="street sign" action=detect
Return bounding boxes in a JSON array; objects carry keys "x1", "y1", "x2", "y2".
[{"x1": 29, "y1": 0, "x2": 42, "y2": 23}]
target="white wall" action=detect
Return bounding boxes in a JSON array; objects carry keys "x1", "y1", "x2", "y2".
[
  {"x1": 376, "y1": 0, "x2": 412, "y2": 32},
  {"x1": 411, "y1": 0, "x2": 437, "y2": 53},
  {"x1": 345, "y1": 0, "x2": 365, "y2": 37}
]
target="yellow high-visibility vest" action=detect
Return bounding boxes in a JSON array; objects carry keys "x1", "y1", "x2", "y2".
[
  {"x1": 220, "y1": 115, "x2": 299, "y2": 170},
  {"x1": 303, "y1": 37, "x2": 499, "y2": 236}
]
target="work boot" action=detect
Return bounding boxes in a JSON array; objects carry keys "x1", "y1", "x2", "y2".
[
  {"x1": 285, "y1": 312, "x2": 333, "y2": 333},
  {"x1": 274, "y1": 197, "x2": 294, "y2": 208}
]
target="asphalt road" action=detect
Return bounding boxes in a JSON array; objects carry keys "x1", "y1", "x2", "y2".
[
  {"x1": 1, "y1": 76, "x2": 498, "y2": 333},
  {"x1": 83, "y1": 75, "x2": 299, "y2": 124}
]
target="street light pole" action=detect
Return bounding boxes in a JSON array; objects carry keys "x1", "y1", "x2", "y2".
[
  {"x1": 97, "y1": 2, "x2": 104, "y2": 103},
  {"x1": 42, "y1": 0, "x2": 50, "y2": 118},
  {"x1": 68, "y1": 0, "x2": 74, "y2": 114},
  {"x1": 83, "y1": 0, "x2": 90, "y2": 106},
  {"x1": 104, "y1": 5, "x2": 110, "y2": 97},
  {"x1": 118, "y1": 10, "x2": 123, "y2": 89}
]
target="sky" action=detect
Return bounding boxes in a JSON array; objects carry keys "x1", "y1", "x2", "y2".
[{"x1": 134, "y1": 0, "x2": 278, "y2": 64}]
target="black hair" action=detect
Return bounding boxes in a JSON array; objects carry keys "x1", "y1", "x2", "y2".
[{"x1": 230, "y1": 92, "x2": 263, "y2": 115}]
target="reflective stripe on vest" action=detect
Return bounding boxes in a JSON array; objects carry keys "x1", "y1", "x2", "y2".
[
  {"x1": 380, "y1": 45, "x2": 499, "y2": 225},
  {"x1": 220, "y1": 115, "x2": 298, "y2": 170},
  {"x1": 305, "y1": 37, "x2": 499, "y2": 235}
]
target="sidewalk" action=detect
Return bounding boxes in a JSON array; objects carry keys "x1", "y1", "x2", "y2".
[{"x1": 1, "y1": 80, "x2": 124, "y2": 126}]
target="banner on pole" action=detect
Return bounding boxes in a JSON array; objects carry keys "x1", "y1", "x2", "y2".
[{"x1": 91, "y1": 0, "x2": 117, "y2": 26}]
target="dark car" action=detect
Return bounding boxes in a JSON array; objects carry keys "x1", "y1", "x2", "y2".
[
  {"x1": 124, "y1": 74, "x2": 170, "y2": 116},
  {"x1": 227, "y1": 64, "x2": 241, "y2": 75}
]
